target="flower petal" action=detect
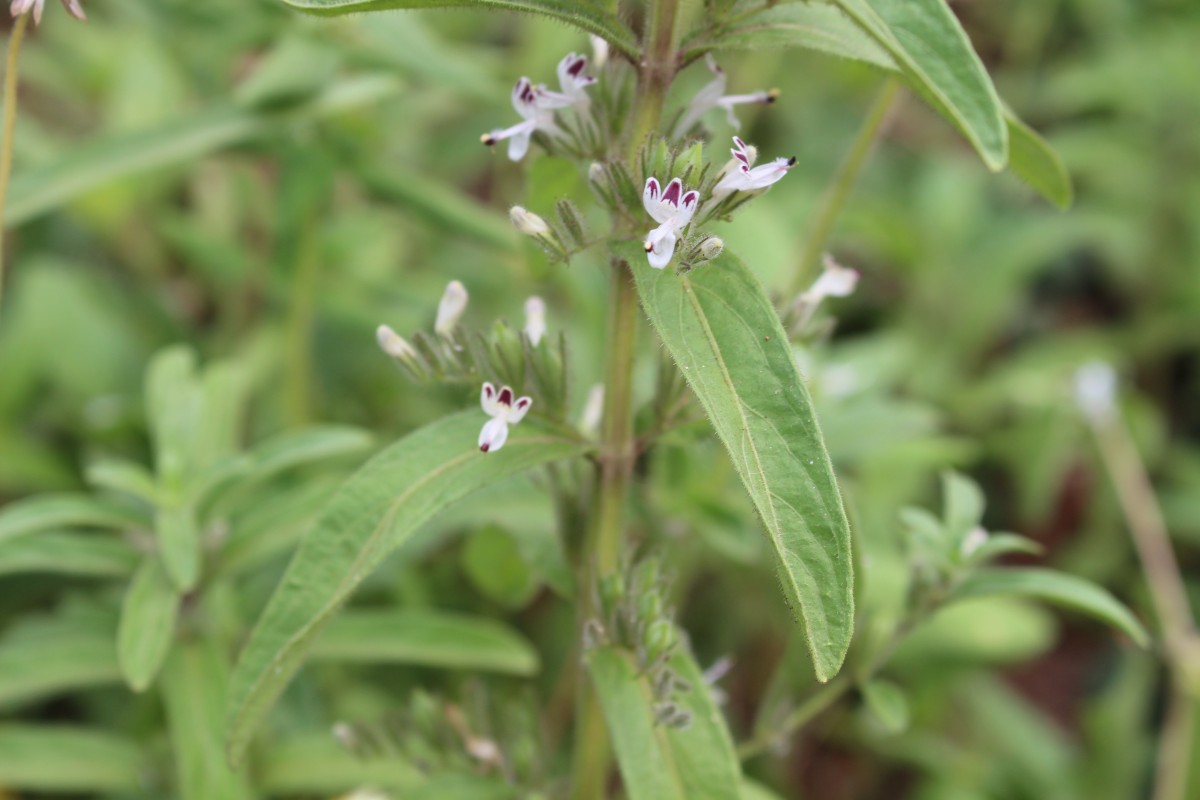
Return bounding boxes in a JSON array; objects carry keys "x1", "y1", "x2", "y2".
[
  {"x1": 509, "y1": 396, "x2": 533, "y2": 423},
  {"x1": 676, "y1": 190, "x2": 700, "y2": 228},
  {"x1": 661, "y1": 177, "x2": 683, "y2": 207},
  {"x1": 478, "y1": 417, "x2": 510, "y2": 453},
  {"x1": 646, "y1": 227, "x2": 677, "y2": 269},
  {"x1": 507, "y1": 130, "x2": 532, "y2": 161},
  {"x1": 644, "y1": 177, "x2": 673, "y2": 224},
  {"x1": 481, "y1": 382, "x2": 499, "y2": 416}
]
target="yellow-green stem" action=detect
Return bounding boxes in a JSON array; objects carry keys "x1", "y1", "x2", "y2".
[
  {"x1": 1089, "y1": 413, "x2": 1199, "y2": 800},
  {"x1": 789, "y1": 78, "x2": 900, "y2": 296},
  {"x1": 0, "y1": 13, "x2": 29, "y2": 309},
  {"x1": 569, "y1": 1, "x2": 681, "y2": 797}
]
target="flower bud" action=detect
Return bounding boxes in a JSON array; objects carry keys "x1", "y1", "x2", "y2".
[
  {"x1": 700, "y1": 237, "x2": 724, "y2": 260},
  {"x1": 435, "y1": 280, "x2": 469, "y2": 338},
  {"x1": 589, "y1": 34, "x2": 609, "y2": 68},
  {"x1": 581, "y1": 384, "x2": 604, "y2": 435},
  {"x1": 510, "y1": 206, "x2": 550, "y2": 237},
  {"x1": 588, "y1": 162, "x2": 605, "y2": 183},
  {"x1": 523, "y1": 296, "x2": 547, "y2": 346},
  {"x1": 1075, "y1": 361, "x2": 1117, "y2": 423},
  {"x1": 376, "y1": 324, "x2": 417, "y2": 360},
  {"x1": 808, "y1": 253, "x2": 859, "y2": 299}
]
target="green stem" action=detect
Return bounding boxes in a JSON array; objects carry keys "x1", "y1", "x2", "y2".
[
  {"x1": 1088, "y1": 413, "x2": 1199, "y2": 800},
  {"x1": 788, "y1": 78, "x2": 900, "y2": 296},
  {"x1": 737, "y1": 673, "x2": 851, "y2": 761},
  {"x1": 569, "y1": 1, "x2": 682, "y2": 797},
  {"x1": 0, "y1": 13, "x2": 29, "y2": 309}
]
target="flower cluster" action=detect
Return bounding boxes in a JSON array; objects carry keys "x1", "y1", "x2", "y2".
[
  {"x1": 481, "y1": 53, "x2": 596, "y2": 161},
  {"x1": 10, "y1": 0, "x2": 84, "y2": 24}
]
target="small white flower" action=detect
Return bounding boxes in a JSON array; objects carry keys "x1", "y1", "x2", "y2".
[
  {"x1": 804, "y1": 254, "x2": 859, "y2": 302},
  {"x1": 11, "y1": 0, "x2": 85, "y2": 24},
  {"x1": 580, "y1": 384, "x2": 604, "y2": 435},
  {"x1": 642, "y1": 177, "x2": 699, "y2": 270},
  {"x1": 478, "y1": 382, "x2": 532, "y2": 453},
  {"x1": 673, "y1": 55, "x2": 778, "y2": 138},
  {"x1": 1075, "y1": 361, "x2": 1117, "y2": 423},
  {"x1": 538, "y1": 52, "x2": 597, "y2": 110},
  {"x1": 510, "y1": 206, "x2": 550, "y2": 237},
  {"x1": 435, "y1": 280, "x2": 469, "y2": 338},
  {"x1": 481, "y1": 78, "x2": 563, "y2": 161},
  {"x1": 712, "y1": 137, "x2": 796, "y2": 200},
  {"x1": 376, "y1": 324, "x2": 417, "y2": 360},
  {"x1": 524, "y1": 296, "x2": 547, "y2": 345}
]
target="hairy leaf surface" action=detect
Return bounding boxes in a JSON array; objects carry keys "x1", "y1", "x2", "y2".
[
  {"x1": 225, "y1": 412, "x2": 589, "y2": 763},
  {"x1": 626, "y1": 244, "x2": 853, "y2": 682}
]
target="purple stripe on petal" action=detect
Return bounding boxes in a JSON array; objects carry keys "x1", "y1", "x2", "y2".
[
  {"x1": 645, "y1": 177, "x2": 660, "y2": 201},
  {"x1": 515, "y1": 397, "x2": 531, "y2": 412},
  {"x1": 682, "y1": 190, "x2": 699, "y2": 209},
  {"x1": 498, "y1": 387, "x2": 514, "y2": 406},
  {"x1": 663, "y1": 178, "x2": 682, "y2": 206},
  {"x1": 568, "y1": 57, "x2": 587, "y2": 77}
]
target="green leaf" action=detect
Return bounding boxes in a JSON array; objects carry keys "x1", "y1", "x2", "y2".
[
  {"x1": 965, "y1": 532, "x2": 1043, "y2": 566},
  {"x1": 215, "y1": 480, "x2": 340, "y2": 577},
  {"x1": 0, "y1": 493, "x2": 146, "y2": 546},
  {"x1": 663, "y1": 649, "x2": 743, "y2": 798},
  {"x1": 626, "y1": 245, "x2": 854, "y2": 682},
  {"x1": 277, "y1": 0, "x2": 639, "y2": 61},
  {"x1": 146, "y1": 346, "x2": 201, "y2": 487},
  {"x1": 1005, "y1": 108, "x2": 1073, "y2": 209},
  {"x1": 0, "y1": 725, "x2": 146, "y2": 792},
  {"x1": 952, "y1": 567, "x2": 1149, "y2": 647},
  {"x1": 161, "y1": 640, "x2": 254, "y2": 800},
  {"x1": 0, "y1": 531, "x2": 139, "y2": 578},
  {"x1": 156, "y1": 503, "x2": 202, "y2": 591},
  {"x1": 942, "y1": 470, "x2": 984, "y2": 540},
  {"x1": 246, "y1": 425, "x2": 375, "y2": 481},
  {"x1": 117, "y1": 557, "x2": 181, "y2": 692},
  {"x1": 831, "y1": 0, "x2": 1007, "y2": 170},
  {"x1": 587, "y1": 646, "x2": 687, "y2": 800},
  {"x1": 701, "y1": 2, "x2": 894, "y2": 69},
  {"x1": 0, "y1": 616, "x2": 121, "y2": 708},
  {"x1": 85, "y1": 459, "x2": 159, "y2": 504},
  {"x1": 462, "y1": 526, "x2": 539, "y2": 609},
  {"x1": 258, "y1": 733, "x2": 423, "y2": 794},
  {"x1": 861, "y1": 679, "x2": 909, "y2": 734},
  {"x1": 5, "y1": 76, "x2": 399, "y2": 227},
  {"x1": 311, "y1": 608, "x2": 540, "y2": 675},
  {"x1": 225, "y1": 412, "x2": 589, "y2": 764}
]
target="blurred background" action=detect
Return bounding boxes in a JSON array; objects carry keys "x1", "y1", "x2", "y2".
[{"x1": 0, "y1": 0, "x2": 1197, "y2": 797}]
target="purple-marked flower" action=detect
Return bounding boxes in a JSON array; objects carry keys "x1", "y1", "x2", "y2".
[
  {"x1": 642, "y1": 177, "x2": 699, "y2": 270},
  {"x1": 478, "y1": 382, "x2": 532, "y2": 453},
  {"x1": 11, "y1": 0, "x2": 84, "y2": 24},
  {"x1": 712, "y1": 137, "x2": 796, "y2": 200},
  {"x1": 435, "y1": 280, "x2": 469, "y2": 338},
  {"x1": 538, "y1": 52, "x2": 597, "y2": 110},
  {"x1": 673, "y1": 55, "x2": 777, "y2": 138},
  {"x1": 481, "y1": 78, "x2": 562, "y2": 161}
]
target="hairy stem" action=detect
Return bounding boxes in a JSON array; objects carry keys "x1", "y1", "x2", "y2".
[
  {"x1": 569, "y1": 1, "x2": 682, "y2": 796},
  {"x1": 0, "y1": 13, "x2": 29, "y2": 309},
  {"x1": 1088, "y1": 413, "x2": 1199, "y2": 800},
  {"x1": 788, "y1": 78, "x2": 900, "y2": 296}
]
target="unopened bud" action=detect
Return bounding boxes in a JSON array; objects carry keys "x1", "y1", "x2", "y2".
[
  {"x1": 588, "y1": 162, "x2": 605, "y2": 183},
  {"x1": 700, "y1": 237, "x2": 724, "y2": 260},
  {"x1": 581, "y1": 384, "x2": 604, "y2": 435},
  {"x1": 808, "y1": 253, "x2": 859, "y2": 299},
  {"x1": 524, "y1": 296, "x2": 547, "y2": 346},
  {"x1": 589, "y1": 34, "x2": 610, "y2": 68},
  {"x1": 435, "y1": 280, "x2": 469, "y2": 337},
  {"x1": 376, "y1": 324, "x2": 416, "y2": 360},
  {"x1": 510, "y1": 206, "x2": 550, "y2": 237},
  {"x1": 1075, "y1": 361, "x2": 1117, "y2": 423}
]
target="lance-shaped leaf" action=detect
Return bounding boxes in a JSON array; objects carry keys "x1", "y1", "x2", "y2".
[
  {"x1": 278, "y1": 0, "x2": 639, "y2": 61},
  {"x1": 0, "y1": 616, "x2": 121, "y2": 708},
  {"x1": 117, "y1": 557, "x2": 181, "y2": 692},
  {"x1": 0, "y1": 725, "x2": 147, "y2": 792},
  {"x1": 952, "y1": 567, "x2": 1149, "y2": 647},
  {"x1": 0, "y1": 494, "x2": 146, "y2": 546},
  {"x1": 0, "y1": 532, "x2": 139, "y2": 578},
  {"x1": 831, "y1": 0, "x2": 1007, "y2": 170},
  {"x1": 225, "y1": 412, "x2": 589, "y2": 764},
  {"x1": 626, "y1": 244, "x2": 854, "y2": 682},
  {"x1": 661, "y1": 649, "x2": 743, "y2": 798}
]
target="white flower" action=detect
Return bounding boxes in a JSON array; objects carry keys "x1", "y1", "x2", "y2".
[
  {"x1": 11, "y1": 0, "x2": 84, "y2": 24},
  {"x1": 712, "y1": 137, "x2": 796, "y2": 200},
  {"x1": 435, "y1": 280, "x2": 469, "y2": 338},
  {"x1": 524, "y1": 296, "x2": 546, "y2": 345},
  {"x1": 478, "y1": 382, "x2": 532, "y2": 453},
  {"x1": 673, "y1": 55, "x2": 777, "y2": 138},
  {"x1": 376, "y1": 324, "x2": 416, "y2": 360},
  {"x1": 510, "y1": 206, "x2": 550, "y2": 236},
  {"x1": 481, "y1": 78, "x2": 563, "y2": 161},
  {"x1": 1075, "y1": 361, "x2": 1117, "y2": 423},
  {"x1": 803, "y1": 254, "x2": 860, "y2": 302},
  {"x1": 642, "y1": 177, "x2": 699, "y2": 270},
  {"x1": 538, "y1": 52, "x2": 597, "y2": 110}
]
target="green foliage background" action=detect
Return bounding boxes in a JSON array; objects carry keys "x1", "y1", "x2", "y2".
[{"x1": 0, "y1": 0, "x2": 1197, "y2": 797}]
